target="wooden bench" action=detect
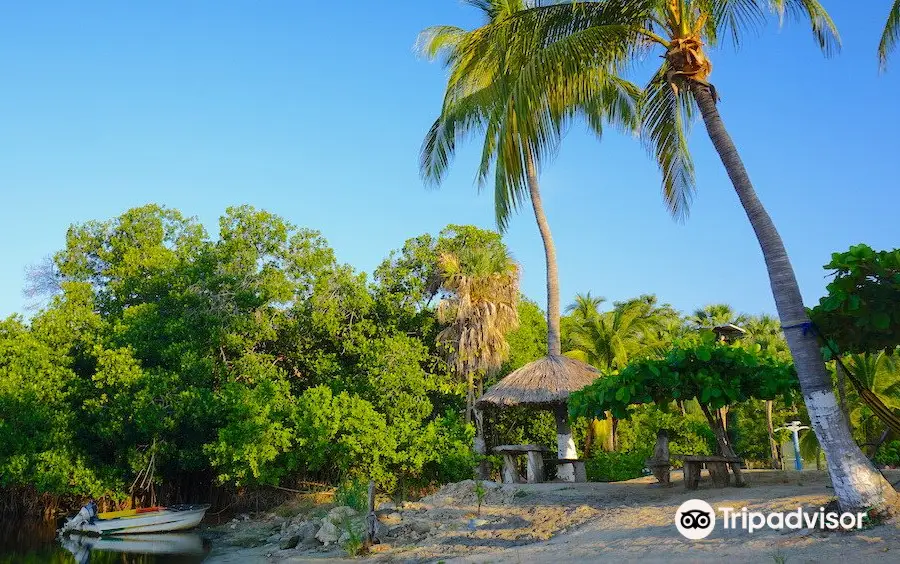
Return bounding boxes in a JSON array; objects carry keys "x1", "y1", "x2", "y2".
[
  {"x1": 493, "y1": 445, "x2": 549, "y2": 483},
  {"x1": 674, "y1": 455, "x2": 744, "y2": 490}
]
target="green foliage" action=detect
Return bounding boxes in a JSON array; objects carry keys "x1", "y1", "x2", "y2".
[
  {"x1": 570, "y1": 335, "x2": 798, "y2": 422},
  {"x1": 334, "y1": 478, "x2": 369, "y2": 513},
  {"x1": 585, "y1": 451, "x2": 647, "y2": 482},
  {"x1": 616, "y1": 404, "x2": 716, "y2": 459},
  {"x1": 810, "y1": 245, "x2": 900, "y2": 355},
  {"x1": 339, "y1": 515, "x2": 364, "y2": 557},
  {"x1": 874, "y1": 441, "x2": 900, "y2": 467},
  {"x1": 1, "y1": 205, "x2": 486, "y2": 503},
  {"x1": 474, "y1": 480, "x2": 486, "y2": 516}
]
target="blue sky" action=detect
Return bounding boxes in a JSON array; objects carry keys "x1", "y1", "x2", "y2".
[{"x1": 0, "y1": 1, "x2": 897, "y2": 320}]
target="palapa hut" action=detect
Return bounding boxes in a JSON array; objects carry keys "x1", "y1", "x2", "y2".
[{"x1": 476, "y1": 355, "x2": 599, "y2": 481}]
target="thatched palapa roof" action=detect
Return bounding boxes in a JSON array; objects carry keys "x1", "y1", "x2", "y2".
[{"x1": 476, "y1": 355, "x2": 600, "y2": 408}]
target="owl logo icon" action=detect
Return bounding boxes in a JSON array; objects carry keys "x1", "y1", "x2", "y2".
[{"x1": 675, "y1": 499, "x2": 716, "y2": 539}]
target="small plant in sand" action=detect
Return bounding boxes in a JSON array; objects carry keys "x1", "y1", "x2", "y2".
[
  {"x1": 474, "y1": 480, "x2": 486, "y2": 516},
  {"x1": 340, "y1": 515, "x2": 364, "y2": 557}
]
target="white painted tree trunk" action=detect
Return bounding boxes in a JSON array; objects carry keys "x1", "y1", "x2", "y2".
[
  {"x1": 555, "y1": 406, "x2": 577, "y2": 482},
  {"x1": 805, "y1": 390, "x2": 895, "y2": 509},
  {"x1": 557, "y1": 432, "x2": 577, "y2": 482}
]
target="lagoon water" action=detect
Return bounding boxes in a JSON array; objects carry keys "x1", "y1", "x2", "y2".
[{"x1": 0, "y1": 520, "x2": 211, "y2": 563}]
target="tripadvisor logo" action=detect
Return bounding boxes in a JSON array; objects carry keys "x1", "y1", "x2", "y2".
[
  {"x1": 675, "y1": 499, "x2": 716, "y2": 539},
  {"x1": 674, "y1": 499, "x2": 867, "y2": 539}
]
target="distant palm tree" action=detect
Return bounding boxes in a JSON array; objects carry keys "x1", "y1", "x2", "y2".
[
  {"x1": 565, "y1": 292, "x2": 606, "y2": 323},
  {"x1": 436, "y1": 245, "x2": 520, "y2": 422},
  {"x1": 690, "y1": 303, "x2": 748, "y2": 330},
  {"x1": 880, "y1": 1, "x2": 900, "y2": 69},
  {"x1": 565, "y1": 297, "x2": 666, "y2": 451}
]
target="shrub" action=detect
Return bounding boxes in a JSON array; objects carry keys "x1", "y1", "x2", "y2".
[
  {"x1": 875, "y1": 441, "x2": 900, "y2": 468},
  {"x1": 585, "y1": 451, "x2": 648, "y2": 482},
  {"x1": 334, "y1": 477, "x2": 369, "y2": 512}
]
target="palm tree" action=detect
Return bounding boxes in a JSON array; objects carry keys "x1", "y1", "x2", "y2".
[
  {"x1": 690, "y1": 303, "x2": 748, "y2": 330},
  {"x1": 476, "y1": 0, "x2": 897, "y2": 513},
  {"x1": 880, "y1": 1, "x2": 900, "y2": 69},
  {"x1": 419, "y1": 0, "x2": 639, "y2": 472},
  {"x1": 565, "y1": 297, "x2": 666, "y2": 451},
  {"x1": 566, "y1": 298, "x2": 662, "y2": 370},
  {"x1": 419, "y1": 0, "x2": 638, "y2": 359},
  {"x1": 565, "y1": 292, "x2": 606, "y2": 322},
  {"x1": 436, "y1": 244, "x2": 520, "y2": 423}
]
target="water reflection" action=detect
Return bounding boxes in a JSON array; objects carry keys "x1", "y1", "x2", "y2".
[
  {"x1": 0, "y1": 519, "x2": 211, "y2": 563},
  {"x1": 62, "y1": 533, "x2": 207, "y2": 563}
]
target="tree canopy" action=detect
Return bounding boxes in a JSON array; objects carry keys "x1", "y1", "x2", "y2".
[
  {"x1": 568, "y1": 332, "x2": 798, "y2": 422},
  {"x1": 809, "y1": 244, "x2": 900, "y2": 356}
]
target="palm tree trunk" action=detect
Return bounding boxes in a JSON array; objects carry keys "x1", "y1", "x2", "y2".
[
  {"x1": 835, "y1": 360, "x2": 850, "y2": 421},
  {"x1": 691, "y1": 82, "x2": 899, "y2": 514},
  {"x1": 526, "y1": 152, "x2": 576, "y2": 480},
  {"x1": 525, "y1": 152, "x2": 561, "y2": 356}
]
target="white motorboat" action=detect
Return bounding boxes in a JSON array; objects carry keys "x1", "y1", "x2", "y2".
[{"x1": 59, "y1": 502, "x2": 210, "y2": 535}]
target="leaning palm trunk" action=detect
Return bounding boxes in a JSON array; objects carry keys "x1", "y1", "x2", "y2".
[
  {"x1": 525, "y1": 152, "x2": 577, "y2": 479},
  {"x1": 691, "y1": 82, "x2": 899, "y2": 514}
]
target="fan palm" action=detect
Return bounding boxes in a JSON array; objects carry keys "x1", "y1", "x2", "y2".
[
  {"x1": 464, "y1": 0, "x2": 895, "y2": 512},
  {"x1": 880, "y1": 1, "x2": 900, "y2": 69},
  {"x1": 436, "y1": 244, "x2": 520, "y2": 422}
]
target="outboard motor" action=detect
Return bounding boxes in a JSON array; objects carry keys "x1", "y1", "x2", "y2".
[{"x1": 59, "y1": 500, "x2": 98, "y2": 535}]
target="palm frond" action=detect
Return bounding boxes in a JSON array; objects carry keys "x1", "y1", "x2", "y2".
[
  {"x1": 640, "y1": 67, "x2": 696, "y2": 220},
  {"x1": 879, "y1": 0, "x2": 900, "y2": 70},
  {"x1": 415, "y1": 25, "x2": 468, "y2": 62},
  {"x1": 767, "y1": 0, "x2": 840, "y2": 56}
]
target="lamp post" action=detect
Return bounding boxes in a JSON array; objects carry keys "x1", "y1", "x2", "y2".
[{"x1": 775, "y1": 420, "x2": 810, "y2": 471}]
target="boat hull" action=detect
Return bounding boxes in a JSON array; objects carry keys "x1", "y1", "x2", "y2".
[{"x1": 62, "y1": 504, "x2": 210, "y2": 535}]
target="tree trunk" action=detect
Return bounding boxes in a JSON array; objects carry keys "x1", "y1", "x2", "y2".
[
  {"x1": 474, "y1": 408, "x2": 490, "y2": 480},
  {"x1": 700, "y1": 403, "x2": 745, "y2": 486},
  {"x1": 691, "y1": 82, "x2": 899, "y2": 514},
  {"x1": 766, "y1": 400, "x2": 782, "y2": 470},
  {"x1": 554, "y1": 406, "x2": 577, "y2": 482},
  {"x1": 835, "y1": 360, "x2": 850, "y2": 422},
  {"x1": 525, "y1": 153, "x2": 561, "y2": 356},
  {"x1": 465, "y1": 371, "x2": 475, "y2": 424}
]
